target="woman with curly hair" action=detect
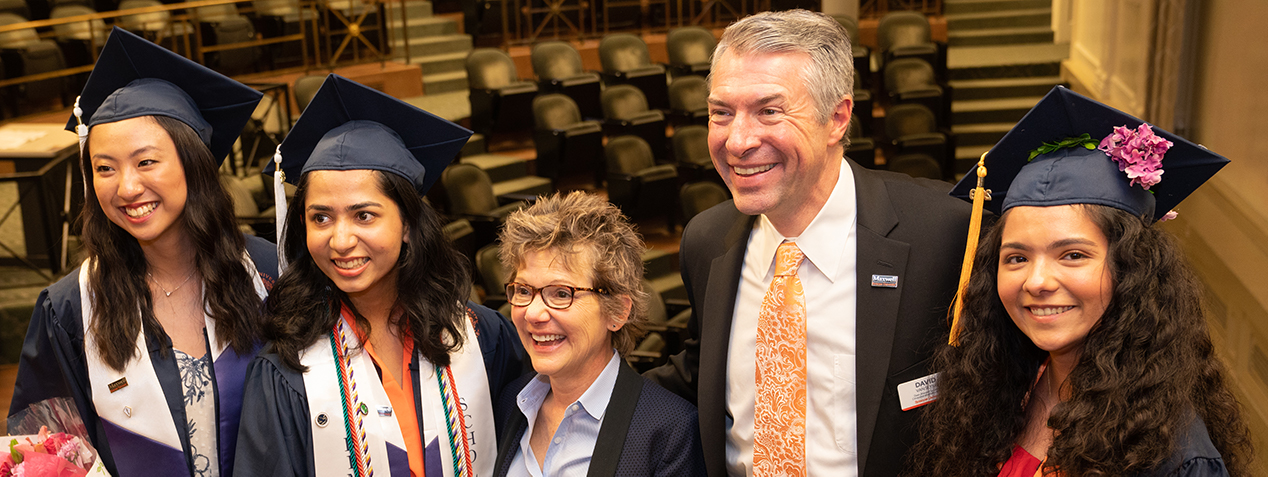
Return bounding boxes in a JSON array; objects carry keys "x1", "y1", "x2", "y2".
[
  {"x1": 233, "y1": 75, "x2": 523, "y2": 477},
  {"x1": 10, "y1": 28, "x2": 274, "y2": 477},
  {"x1": 906, "y1": 87, "x2": 1254, "y2": 477},
  {"x1": 491, "y1": 191, "x2": 705, "y2": 476}
]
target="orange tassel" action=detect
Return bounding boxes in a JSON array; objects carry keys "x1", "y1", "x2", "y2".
[{"x1": 949, "y1": 153, "x2": 990, "y2": 346}]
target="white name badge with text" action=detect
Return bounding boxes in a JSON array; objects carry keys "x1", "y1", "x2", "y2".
[{"x1": 898, "y1": 373, "x2": 939, "y2": 411}]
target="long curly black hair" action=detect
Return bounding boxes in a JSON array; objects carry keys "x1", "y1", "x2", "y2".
[
  {"x1": 905, "y1": 204, "x2": 1253, "y2": 476},
  {"x1": 263, "y1": 170, "x2": 471, "y2": 372},
  {"x1": 81, "y1": 115, "x2": 263, "y2": 371}
]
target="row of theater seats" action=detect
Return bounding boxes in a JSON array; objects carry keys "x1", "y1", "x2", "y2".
[
  {"x1": 462, "y1": 28, "x2": 719, "y2": 232},
  {"x1": 467, "y1": 26, "x2": 715, "y2": 137},
  {"x1": 0, "y1": 0, "x2": 311, "y2": 118},
  {"x1": 832, "y1": 11, "x2": 954, "y2": 181}
]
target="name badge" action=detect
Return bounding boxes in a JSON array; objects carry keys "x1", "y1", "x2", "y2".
[
  {"x1": 871, "y1": 274, "x2": 898, "y2": 288},
  {"x1": 897, "y1": 373, "x2": 939, "y2": 411}
]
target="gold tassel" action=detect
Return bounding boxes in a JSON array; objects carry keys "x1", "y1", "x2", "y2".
[{"x1": 949, "y1": 152, "x2": 990, "y2": 346}]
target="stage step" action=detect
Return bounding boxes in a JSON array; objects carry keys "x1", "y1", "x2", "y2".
[
  {"x1": 384, "y1": 0, "x2": 433, "y2": 20},
  {"x1": 948, "y1": 26, "x2": 1053, "y2": 47},
  {"x1": 461, "y1": 153, "x2": 529, "y2": 182},
  {"x1": 387, "y1": 16, "x2": 458, "y2": 40},
  {"x1": 950, "y1": 75, "x2": 1066, "y2": 101},
  {"x1": 952, "y1": 95, "x2": 1042, "y2": 126},
  {"x1": 954, "y1": 144, "x2": 993, "y2": 175},
  {"x1": 946, "y1": 7, "x2": 1052, "y2": 30},
  {"x1": 944, "y1": 0, "x2": 1051, "y2": 15},
  {"x1": 490, "y1": 175, "x2": 553, "y2": 198},
  {"x1": 392, "y1": 33, "x2": 471, "y2": 55},
  {"x1": 463, "y1": 133, "x2": 487, "y2": 156},
  {"x1": 409, "y1": 51, "x2": 468, "y2": 75},
  {"x1": 403, "y1": 90, "x2": 469, "y2": 121},
  {"x1": 423, "y1": 70, "x2": 468, "y2": 94},
  {"x1": 952, "y1": 121, "x2": 1014, "y2": 147}
]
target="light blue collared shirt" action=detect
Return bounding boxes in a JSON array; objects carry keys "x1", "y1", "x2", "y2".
[{"x1": 509, "y1": 351, "x2": 622, "y2": 477}]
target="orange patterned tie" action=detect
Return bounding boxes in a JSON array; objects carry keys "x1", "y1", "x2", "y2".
[{"x1": 753, "y1": 241, "x2": 807, "y2": 476}]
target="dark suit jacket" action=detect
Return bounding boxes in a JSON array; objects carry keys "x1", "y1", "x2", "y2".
[
  {"x1": 494, "y1": 361, "x2": 706, "y2": 477},
  {"x1": 645, "y1": 158, "x2": 972, "y2": 477}
]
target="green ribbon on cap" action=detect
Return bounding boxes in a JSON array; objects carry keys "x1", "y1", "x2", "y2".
[{"x1": 1028, "y1": 133, "x2": 1099, "y2": 161}]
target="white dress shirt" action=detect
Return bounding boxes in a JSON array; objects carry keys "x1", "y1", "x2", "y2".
[
  {"x1": 725, "y1": 159, "x2": 859, "y2": 476},
  {"x1": 509, "y1": 351, "x2": 621, "y2": 477}
]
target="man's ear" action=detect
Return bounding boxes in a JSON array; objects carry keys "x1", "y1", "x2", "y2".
[{"x1": 828, "y1": 95, "x2": 853, "y2": 147}]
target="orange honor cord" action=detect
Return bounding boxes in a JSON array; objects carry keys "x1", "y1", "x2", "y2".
[{"x1": 949, "y1": 153, "x2": 990, "y2": 346}]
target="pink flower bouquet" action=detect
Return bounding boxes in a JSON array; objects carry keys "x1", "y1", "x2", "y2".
[{"x1": 3, "y1": 398, "x2": 110, "y2": 477}]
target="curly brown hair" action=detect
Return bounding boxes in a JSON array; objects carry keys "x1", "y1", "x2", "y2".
[
  {"x1": 906, "y1": 204, "x2": 1254, "y2": 476},
  {"x1": 497, "y1": 191, "x2": 649, "y2": 355}
]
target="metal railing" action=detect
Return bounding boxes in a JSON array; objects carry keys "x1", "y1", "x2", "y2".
[{"x1": 0, "y1": 0, "x2": 420, "y2": 105}]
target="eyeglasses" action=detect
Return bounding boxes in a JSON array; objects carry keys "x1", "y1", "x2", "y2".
[{"x1": 505, "y1": 282, "x2": 608, "y2": 310}]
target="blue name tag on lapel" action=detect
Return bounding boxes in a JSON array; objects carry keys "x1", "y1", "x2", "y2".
[{"x1": 871, "y1": 274, "x2": 898, "y2": 288}]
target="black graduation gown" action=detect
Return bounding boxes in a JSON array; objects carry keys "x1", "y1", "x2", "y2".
[
  {"x1": 7, "y1": 235, "x2": 279, "y2": 477},
  {"x1": 232, "y1": 302, "x2": 526, "y2": 477}
]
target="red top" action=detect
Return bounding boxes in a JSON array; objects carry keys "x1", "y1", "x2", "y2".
[{"x1": 997, "y1": 445, "x2": 1042, "y2": 477}]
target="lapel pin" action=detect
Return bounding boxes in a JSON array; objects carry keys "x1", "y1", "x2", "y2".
[
  {"x1": 377, "y1": 405, "x2": 393, "y2": 417},
  {"x1": 108, "y1": 377, "x2": 128, "y2": 393},
  {"x1": 122, "y1": 406, "x2": 132, "y2": 418},
  {"x1": 316, "y1": 412, "x2": 329, "y2": 427},
  {"x1": 871, "y1": 274, "x2": 899, "y2": 288}
]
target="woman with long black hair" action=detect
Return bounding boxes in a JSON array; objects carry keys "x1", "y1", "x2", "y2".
[
  {"x1": 234, "y1": 74, "x2": 523, "y2": 477},
  {"x1": 10, "y1": 27, "x2": 276, "y2": 477}
]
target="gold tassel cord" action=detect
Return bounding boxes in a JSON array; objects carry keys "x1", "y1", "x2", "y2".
[{"x1": 949, "y1": 153, "x2": 990, "y2": 346}]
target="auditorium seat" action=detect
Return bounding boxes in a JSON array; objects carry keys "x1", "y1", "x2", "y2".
[
  {"x1": 532, "y1": 93, "x2": 603, "y2": 183},
  {"x1": 605, "y1": 135, "x2": 678, "y2": 230},
  {"x1": 598, "y1": 33, "x2": 668, "y2": 110},
  {"x1": 466, "y1": 48, "x2": 537, "y2": 138},
  {"x1": 0, "y1": 14, "x2": 67, "y2": 116},
  {"x1": 668, "y1": 75, "x2": 707, "y2": 126},
  {"x1": 601, "y1": 84, "x2": 666, "y2": 159},
  {"x1": 531, "y1": 41, "x2": 602, "y2": 119},
  {"x1": 666, "y1": 26, "x2": 714, "y2": 78}
]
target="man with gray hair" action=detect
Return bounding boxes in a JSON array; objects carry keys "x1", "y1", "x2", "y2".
[{"x1": 647, "y1": 10, "x2": 971, "y2": 476}]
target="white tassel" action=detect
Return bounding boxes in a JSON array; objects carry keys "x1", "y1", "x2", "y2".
[
  {"x1": 273, "y1": 145, "x2": 288, "y2": 273},
  {"x1": 73, "y1": 96, "x2": 89, "y2": 198}
]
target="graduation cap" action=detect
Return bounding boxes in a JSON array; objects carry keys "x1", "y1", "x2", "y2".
[
  {"x1": 266, "y1": 74, "x2": 472, "y2": 271},
  {"x1": 944, "y1": 86, "x2": 1229, "y2": 345},
  {"x1": 66, "y1": 27, "x2": 263, "y2": 164},
  {"x1": 949, "y1": 86, "x2": 1228, "y2": 222},
  {"x1": 267, "y1": 74, "x2": 471, "y2": 194}
]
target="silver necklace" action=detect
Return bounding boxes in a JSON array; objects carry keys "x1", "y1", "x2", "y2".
[{"x1": 148, "y1": 269, "x2": 196, "y2": 297}]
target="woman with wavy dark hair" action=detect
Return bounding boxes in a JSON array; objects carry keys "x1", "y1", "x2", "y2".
[
  {"x1": 234, "y1": 75, "x2": 523, "y2": 477},
  {"x1": 10, "y1": 28, "x2": 276, "y2": 477},
  {"x1": 906, "y1": 87, "x2": 1254, "y2": 477}
]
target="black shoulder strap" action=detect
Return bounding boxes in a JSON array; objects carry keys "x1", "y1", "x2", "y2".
[{"x1": 586, "y1": 360, "x2": 644, "y2": 477}]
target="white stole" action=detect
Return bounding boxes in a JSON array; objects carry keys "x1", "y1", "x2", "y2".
[
  {"x1": 80, "y1": 256, "x2": 269, "y2": 462},
  {"x1": 304, "y1": 309, "x2": 497, "y2": 477}
]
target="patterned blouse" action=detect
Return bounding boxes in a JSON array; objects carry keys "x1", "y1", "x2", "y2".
[{"x1": 174, "y1": 349, "x2": 219, "y2": 477}]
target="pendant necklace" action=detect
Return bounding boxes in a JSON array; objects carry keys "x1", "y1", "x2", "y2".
[{"x1": 148, "y1": 269, "x2": 196, "y2": 297}]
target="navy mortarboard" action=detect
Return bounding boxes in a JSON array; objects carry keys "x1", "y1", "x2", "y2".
[
  {"x1": 945, "y1": 85, "x2": 1230, "y2": 344},
  {"x1": 268, "y1": 74, "x2": 471, "y2": 193},
  {"x1": 66, "y1": 27, "x2": 263, "y2": 164},
  {"x1": 267, "y1": 74, "x2": 472, "y2": 269},
  {"x1": 949, "y1": 86, "x2": 1228, "y2": 222}
]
